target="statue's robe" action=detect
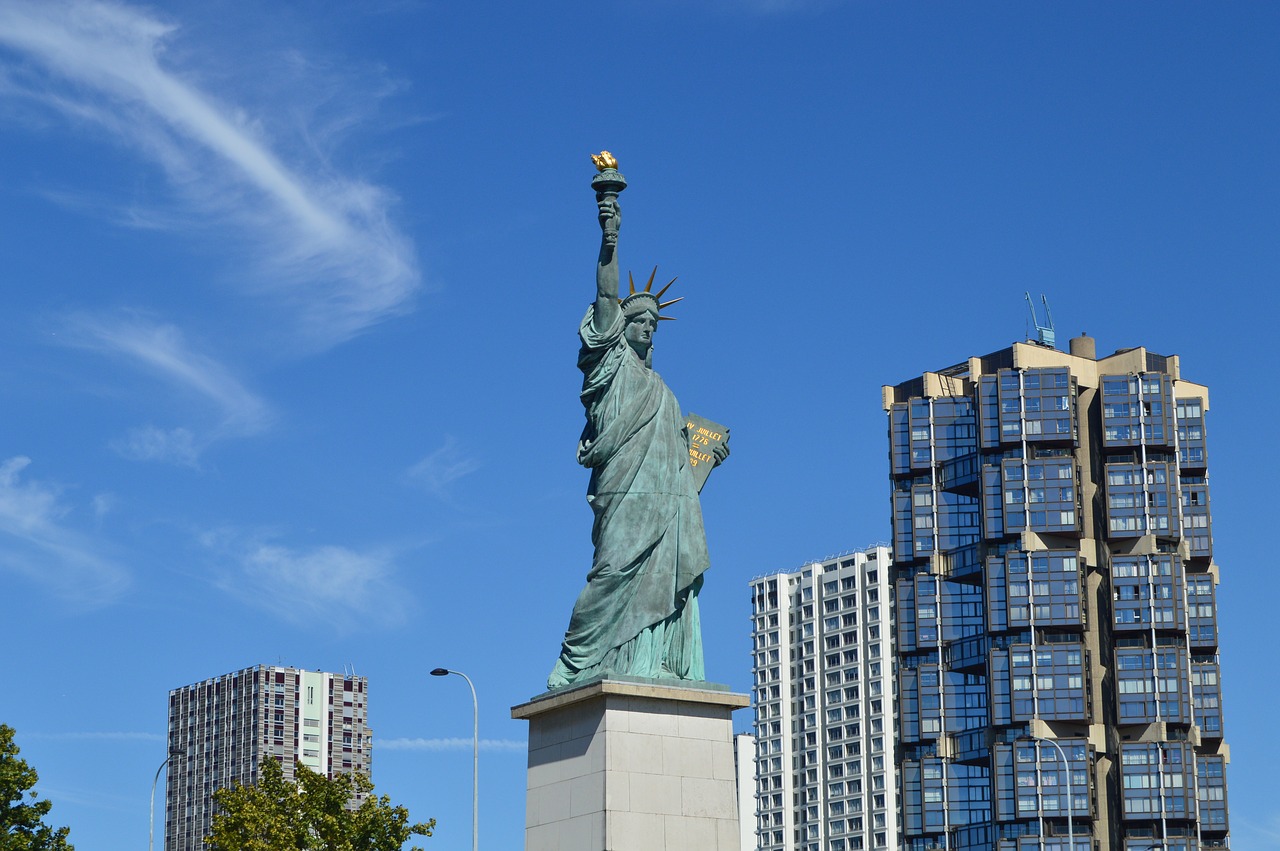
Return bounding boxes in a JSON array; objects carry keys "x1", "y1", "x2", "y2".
[{"x1": 547, "y1": 306, "x2": 708, "y2": 688}]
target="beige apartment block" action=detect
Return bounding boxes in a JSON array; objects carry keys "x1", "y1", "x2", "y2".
[{"x1": 164, "y1": 665, "x2": 370, "y2": 851}]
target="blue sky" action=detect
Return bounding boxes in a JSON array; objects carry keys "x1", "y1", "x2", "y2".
[{"x1": 1, "y1": 1, "x2": 1278, "y2": 848}]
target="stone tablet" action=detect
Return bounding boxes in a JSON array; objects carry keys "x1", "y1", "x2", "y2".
[{"x1": 684, "y1": 413, "x2": 728, "y2": 493}]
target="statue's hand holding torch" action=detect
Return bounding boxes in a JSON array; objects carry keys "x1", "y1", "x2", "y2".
[
  {"x1": 598, "y1": 196, "x2": 620, "y2": 236},
  {"x1": 591, "y1": 151, "x2": 626, "y2": 247}
]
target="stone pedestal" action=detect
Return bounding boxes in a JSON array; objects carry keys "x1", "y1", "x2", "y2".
[{"x1": 511, "y1": 678, "x2": 750, "y2": 851}]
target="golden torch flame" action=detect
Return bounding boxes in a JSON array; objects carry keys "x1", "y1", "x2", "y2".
[{"x1": 591, "y1": 151, "x2": 619, "y2": 171}]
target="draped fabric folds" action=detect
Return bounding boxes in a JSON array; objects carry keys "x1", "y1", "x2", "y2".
[{"x1": 547, "y1": 306, "x2": 709, "y2": 689}]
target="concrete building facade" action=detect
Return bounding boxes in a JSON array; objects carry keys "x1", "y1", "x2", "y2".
[
  {"x1": 736, "y1": 733, "x2": 759, "y2": 851},
  {"x1": 164, "y1": 665, "x2": 371, "y2": 851},
  {"x1": 884, "y1": 336, "x2": 1229, "y2": 851},
  {"x1": 749, "y1": 545, "x2": 899, "y2": 851}
]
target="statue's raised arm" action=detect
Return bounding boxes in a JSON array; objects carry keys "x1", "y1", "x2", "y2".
[
  {"x1": 590, "y1": 151, "x2": 626, "y2": 333},
  {"x1": 593, "y1": 194, "x2": 621, "y2": 332}
]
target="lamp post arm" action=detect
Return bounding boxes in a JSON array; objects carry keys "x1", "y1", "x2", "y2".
[
  {"x1": 1043, "y1": 737, "x2": 1073, "y2": 851},
  {"x1": 1013, "y1": 731, "x2": 1075, "y2": 849},
  {"x1": 457, "y1": 671, "x2": 478, "y2": 851},
  {"x1": 149, "y1": 754, "x2": 171, "y2": 851},
  {"x1": 1026, "y1": 735, "x2": 1074, "y2": 851},
  {"x1": 434, "y1": 668, "x2": 478, "y2": 851}
]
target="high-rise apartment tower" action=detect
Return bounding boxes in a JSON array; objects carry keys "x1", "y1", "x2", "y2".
[
  {"x1": 749, "y1": 545, "x2": 900, "y2": 851},
  {"x1": 164, "y1": 665, "x2": 371, "y2": 851},
  {"x1": 884, "y1": 336, "x2": 1228, "y2": 851}
]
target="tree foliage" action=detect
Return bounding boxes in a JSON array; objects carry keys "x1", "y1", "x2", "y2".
[
  {"x1": 0, "y1": 724, "x2": 74, "y2": 851},
  {"x1": 207, "y1": 758, "x2": 433, "y2": 851}
]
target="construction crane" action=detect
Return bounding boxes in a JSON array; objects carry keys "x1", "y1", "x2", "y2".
[{"x1": 1025, "y1": 292, "x2": 1056, "y2": 349}]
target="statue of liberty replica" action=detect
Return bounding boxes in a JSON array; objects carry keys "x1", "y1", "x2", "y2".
[{"x1": 548, "y1": 152, "x2": 730, "y2": 690}]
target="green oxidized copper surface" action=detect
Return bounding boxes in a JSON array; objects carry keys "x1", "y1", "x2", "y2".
[{"x1": 547, "y1": 154, "x2": 728, "y2": 690}]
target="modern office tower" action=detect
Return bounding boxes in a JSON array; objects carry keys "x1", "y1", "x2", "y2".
[
  {"x1": 164, "y1": 665, "x2": 371, "y2": 851},
  {"x1": 749, "y1": 545, "x2": 899, "y2": 851},
  {"x1": 884, "y1": 335, "x2": 1229, "y2": 851}
]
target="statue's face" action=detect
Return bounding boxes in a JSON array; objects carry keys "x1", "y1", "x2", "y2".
[{"x1": 624, "y1": 311, "x2": 657, "y2": 357}]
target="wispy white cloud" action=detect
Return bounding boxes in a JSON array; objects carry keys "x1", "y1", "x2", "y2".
[
  {"x1": 68, "y1": 315, "x2": 269, "y2": 430},
  {"x1": 405, "y1": 437, "x2": 480, "y2": 499},
  {"x1": 378, "y1": 737, "x2": 526, "y2": 753},
  {"x1": 203, "y1": 530, "x2": 412, "y2": 630},
  {"x1": 27, "y1": 784, "x2": 137, "y2": 811},
  {"x1": 112, "y1": 425, "x2": 201, "y2": 467},
  {"x1": 91, "y1": 492, "x2": 116, "y2": 520},
  {"x1": 61, "y1": 312, "x2": 272, "y2": 465},
  {"x1": 0, "y1": 0, "x2": 420, "y2": 347},
  {"x1": 0, "y1": 456, "x2": 129, "y2": 604},
  {"x1": 22, "y1": 731, "x2": 164, "y2": 743},
  {"x1": 1232, "y1": 814, "x2": 1280, "y2": 849}
]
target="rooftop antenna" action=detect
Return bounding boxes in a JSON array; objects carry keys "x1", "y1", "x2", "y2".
[{"x1": 1025, "y1": 292, "x2": 1056, "y2": 349}]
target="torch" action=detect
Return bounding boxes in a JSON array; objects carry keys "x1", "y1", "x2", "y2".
[{"x1": 591, "y1": 151, "x2": 627, "y2": 247}]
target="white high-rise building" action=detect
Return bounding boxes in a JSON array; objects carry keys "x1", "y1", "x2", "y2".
[
  {"x1": 164, "y1": 665, "x2": 371, "y2": 851},
  {"x1": 749, "y1": 545, "x2": 898, "y2": 851}
]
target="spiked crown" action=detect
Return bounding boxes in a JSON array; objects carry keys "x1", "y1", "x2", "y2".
[{"x1": 619, "y1": 266, "x2": 682, "y2": 321}]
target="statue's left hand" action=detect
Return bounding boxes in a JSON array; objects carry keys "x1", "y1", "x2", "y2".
[{"x1": 712, "y1": 436, "x2": 730, "y2": 467}]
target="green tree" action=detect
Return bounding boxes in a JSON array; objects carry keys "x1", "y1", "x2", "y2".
[
  {"x1": 0, "y1": 724, "x2": 74, "y2": 851},
  {"x1": 206, "y1": 758, "x2": 433, "y2": 851}
]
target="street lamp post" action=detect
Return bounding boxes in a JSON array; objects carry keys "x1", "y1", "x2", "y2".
[
  {"x1": 431, "y1": 667, "x2": 478, "y2": 851},
  {"x1": 1021, "y1": 735, "x2": 1074, "y2": 851},
  {"x1": 150, "y1": 748, "x2": 182, "y2": 851}
]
